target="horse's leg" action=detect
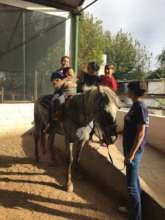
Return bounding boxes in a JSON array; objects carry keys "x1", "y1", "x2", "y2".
[
  {"x1": 75, "y1": 140, "x2": 87, "y2": 166},
  {"x1": 66, "y1": 142, "x2": 74, "y2": 192},
  {"x1": 89, "y1": 123, "x2": 95, "y2": 142},
  {"x1": 41, "y1": 131, "x2": 47, "y2": 154},
  {"x1": 48, "y1": 130, "x2": 56, "y2": 162},
  {"x1": 34, "y1": 131, "x2": 40, "y2": 163}
]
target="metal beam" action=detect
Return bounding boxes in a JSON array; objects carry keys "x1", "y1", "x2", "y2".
[
  {"x1": 24, "y1": 0, "x2": 80, "y2": 12},
  {"x1": 0, "y1": 0, "x2": 69, "y2": 17},
  {"x1": 71, "y1": 14, "x2": 79, "y2": 74}
]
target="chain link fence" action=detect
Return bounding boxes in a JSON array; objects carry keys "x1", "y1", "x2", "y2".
[{"x1": 0, "y1": 3, "x2": 66, "y2": 102}]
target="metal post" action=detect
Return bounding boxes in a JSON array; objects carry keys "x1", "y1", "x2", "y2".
[
  {"x1": 72, "y1": 14, "x2": 79, "y2": 75},
  {"x1": 22, "y1": 11, "x2": 26, "y2": 100},
  {"x1": 34, "y1": 71, "x2": 38, "y2": 101},
  {"x1": 1, "y1": 87, "x2": 4, "y2": 103}
]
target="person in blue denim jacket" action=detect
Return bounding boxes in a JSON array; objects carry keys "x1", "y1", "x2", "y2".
[{"x1": 122, "y1": 81, "x2": 149, "y2": 220}]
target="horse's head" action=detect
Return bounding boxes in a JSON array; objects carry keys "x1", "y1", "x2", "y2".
[{"x1": 96, "y1": 86, "x2": 121, "y2": 145}]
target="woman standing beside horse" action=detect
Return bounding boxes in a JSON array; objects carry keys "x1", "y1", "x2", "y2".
[{"x1": 120, "y1": 81, "x2": 149, "y2": 220}]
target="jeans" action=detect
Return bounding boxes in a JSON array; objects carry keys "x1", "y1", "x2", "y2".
[{"x1": 126, "y1": 149, "x2": 143, "y2": 220}]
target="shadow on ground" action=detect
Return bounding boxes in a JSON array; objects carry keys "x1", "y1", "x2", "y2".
[{"x1": 0, "y1": 129, "x2": 125, "y2": 220}]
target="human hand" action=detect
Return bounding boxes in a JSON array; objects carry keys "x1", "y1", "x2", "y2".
[{"x1": 124, "y1": 153, "x2": 135, "y2": 165}]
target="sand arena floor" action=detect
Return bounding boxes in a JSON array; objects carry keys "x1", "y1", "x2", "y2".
[{"x1": 0, "y1": 133, "x2": 126, "y2": 220}]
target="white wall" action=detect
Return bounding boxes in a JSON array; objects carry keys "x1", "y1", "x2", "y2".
[
  {"x1": 148, "y1": 81, "x2": 165, "y2": 94},
  {"x1": 0, "y1": 104, "x2": 34, "y2": 136},
  {"x1": 0, "y1": 104, "x2": 164, "y2": 154},
  {"x1": 116, "y1": 110, "x2": 165, "y2": 154}
]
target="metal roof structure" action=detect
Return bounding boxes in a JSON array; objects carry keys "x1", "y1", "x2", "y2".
[
  {"x1": 25, "y1": 0, "x2": 85, "y2": 12},
  {"x1": 0, "y1": 3, "x2": 67, "y2": 73}
]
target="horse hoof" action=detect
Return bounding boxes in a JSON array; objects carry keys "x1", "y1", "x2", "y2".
[{"x1": 66, "y1": 184, "x2": 74, "y2": 193}]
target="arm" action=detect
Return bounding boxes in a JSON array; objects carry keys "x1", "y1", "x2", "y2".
[
  {"x1": 125, "y1": 124, "x2": 146, "y2": 164},
  {"x1": 111, "y1": 77, "x2": 118, "y2": 92},
  {"x1": 77, "y1": 72, "x2": 85, "y2": 92}
]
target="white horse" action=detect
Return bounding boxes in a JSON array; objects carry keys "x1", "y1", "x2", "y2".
[{"x1": 34, "y1": 86, "x2": 120, "y2": 192}]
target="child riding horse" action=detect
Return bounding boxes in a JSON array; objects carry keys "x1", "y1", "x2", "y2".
[{"x1": 45, "y1": 68, "x2": 77, "y2": 132}]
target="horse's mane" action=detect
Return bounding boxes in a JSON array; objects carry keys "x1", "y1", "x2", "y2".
[
  {"x1": 63, "y1": 85, "x2": 121, "y2": 123},
  {"x1": 83, "y1": 85, "x2": 121, "y2": 109}
]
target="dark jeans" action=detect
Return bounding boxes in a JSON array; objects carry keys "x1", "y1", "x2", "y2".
[
  {"x1": 48, "y1": 94, "x2": 65, "y2": 122},
  {"x1": 126, "y1": 149, "x2": 143, "y2": 220}
]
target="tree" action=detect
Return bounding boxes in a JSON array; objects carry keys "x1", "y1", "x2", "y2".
[
  {"x1": 147, "y1": 49, "x2": 165, "y2": 79},
  {"x1": 78, "y1": 13, "x2": 105, "y2": 70},
  {"x1": 146, "y1": 68, "x2": 165, "y2": 79},
  {"x1": 78, "y1": 14, "x2": 150, "y2": 80},
  {"x1": 158, "y1": 48, "x2": 165, "y2": 69},
  {"x1": 105, "y1": 30, "x2": 150, "y2": 80}
]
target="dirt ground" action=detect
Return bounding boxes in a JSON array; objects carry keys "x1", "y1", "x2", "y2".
[{"x1": 0, "y1": 133, "x2": 126, "y2": 220}]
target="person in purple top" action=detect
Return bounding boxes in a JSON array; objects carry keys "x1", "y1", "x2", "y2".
[{"x1": 120, "y1": 81, "x2": 149, "y2": 220}]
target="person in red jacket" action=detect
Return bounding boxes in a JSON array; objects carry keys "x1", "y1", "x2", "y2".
[{"x1": 100, "y1": 64, "x2": 118, "y2": 92}]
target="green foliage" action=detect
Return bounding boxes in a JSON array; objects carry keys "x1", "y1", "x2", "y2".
[
  {"x1": 147, "y1": 49, "x2": 165, "y2": 79},
  {"x1": 158, "y1": 48, "x2": 165, "y2": 68},
  {"x1": 79, "y1": 14, "x2": 150, "y2": 79},
  {"x1": 106, "y1": 30, "x2": 150, "y2": 80},
  {"x1": 106, "y1": 31, "x2": 136, "y2": 71},
  {"x1": 78, "y1": 13, "x2": 105, "y2": 70},
  {"x1": 147, "y1": 68, "x2": 165, "y2": 79}
]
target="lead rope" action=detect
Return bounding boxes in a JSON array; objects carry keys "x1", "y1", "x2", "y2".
[
  {"x1": 88, "y1": 122, "x2": 125, "y2": 172},
  {"x1": 106, "y1": 144, "x2": 126, "y2": 171},
  {"x1": 84, "y1": 87, "x2": 125, "y2": 172}
]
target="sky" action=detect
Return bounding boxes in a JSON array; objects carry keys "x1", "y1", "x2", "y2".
[{"x1": 85, "y1": 0, "x2": 165, "y2": 69}]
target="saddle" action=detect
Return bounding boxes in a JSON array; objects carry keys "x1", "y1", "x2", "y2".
[
  {"x1": 39, "y1": 94, "x2": 53, "y2": 110},
  {"x1": 39, "y1": 94, "x2": 73, "y2": 132}
]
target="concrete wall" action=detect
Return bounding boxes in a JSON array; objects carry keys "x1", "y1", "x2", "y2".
[
  {"x1": 148, "y1": 80, "x2": 165, "y2": 94},
  {"x1": 0, "y1": 103, "x2": 164, "y2": 153},
  {"x1": 148, "y1": 115, "x2": 165, "y2": 153},
  {"x1": 0, "y1": 104, "x2": 34, "y2": 136}
]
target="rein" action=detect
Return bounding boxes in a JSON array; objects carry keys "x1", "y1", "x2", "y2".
[{"x1": 96, "y1": 86, "x2": 125, "y2": 171}]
